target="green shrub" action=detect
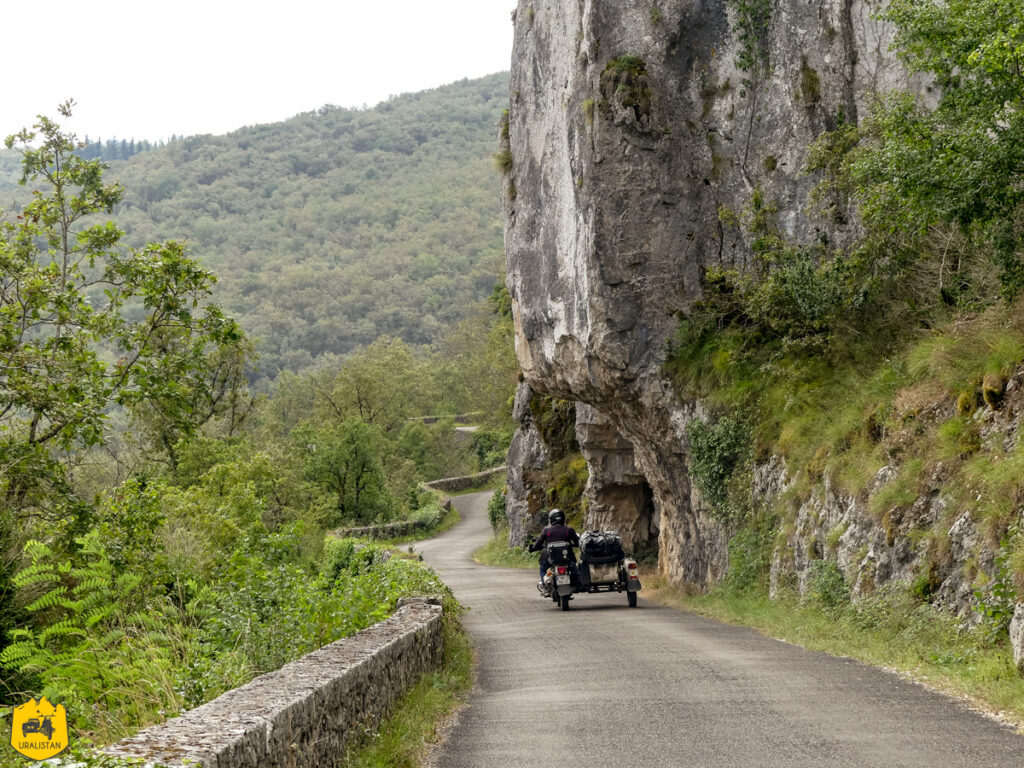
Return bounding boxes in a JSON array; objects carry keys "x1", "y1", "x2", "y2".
[
  {"x1": 493, "y1": 149, "x2": 513, "y2": 174},
  {"x1": 727, "y1": 0, "x2": 773, "y2": 82},
  {"x1": 802, "y1": 559, "x2": 849, "y2": 613},
  {"x1": 600, "y1": 55, "x2": 653, "y2": 123},
  {"x1": 487, "y1": 490, "x2": 508, "y2": 532},
  {"x1": 721, "y1": 512, "x2": 777, "y2": 594},
  {"x1": 973, "y1": 542, "x2": 1018, "y2": 644},
  {"x1": 686, "y1": 414, "x2": 751, "y2": 525},
  {"x1": 0, "y1": 533, "x2": 193, "y2": 739}
]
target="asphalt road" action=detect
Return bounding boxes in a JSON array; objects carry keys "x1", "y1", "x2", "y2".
[{"x1": 416, "y1": 491, "x2": 1024, "y2": 768}]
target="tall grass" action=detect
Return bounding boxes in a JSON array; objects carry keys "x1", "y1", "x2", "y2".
[{"x1": 474, "y1": 528, "x2": 536, "y2": 569}]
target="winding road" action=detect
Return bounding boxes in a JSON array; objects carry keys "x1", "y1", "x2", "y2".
[{"x1": 417, "y1": 491, "x2": 1024, "y2": 767}]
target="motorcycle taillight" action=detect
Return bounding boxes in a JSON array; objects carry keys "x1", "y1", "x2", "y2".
[{"x1": 557, "y1": 566, "x2": 567, "y2": 575}]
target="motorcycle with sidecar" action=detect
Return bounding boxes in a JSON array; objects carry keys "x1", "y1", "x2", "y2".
[{"x1": 537, "y1": 531, "x2": 641, "y2": 611}]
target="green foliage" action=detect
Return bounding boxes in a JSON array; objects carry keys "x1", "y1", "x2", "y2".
[
  {"x1": 440, "y1": 277, "x2": 519, "y2": 431},
  {"x1": 719, "y1": 511, "x2": 777, "y2": 594},
  {"x1": 582, "y1": 97, "x2": 596, "y2": 125},
  {"x1": 469, "y1": 426, "x2": 514, "y2": 469},
  {"x1": 674, "y1": 189, "x2": 882, "y2": 370},
  {"x1": 2, "y1": 505, "x2": 456, "y2": 743},
  {"x1": 600, "y1": 56, "x2": 653, "y2": 123},
  {"x1": 493, "y1": 148, "x2": 513, "y2": 174},
  {"x1": 0, "y1": 78, "x2": 509, "y2": 756},
  {"x1": 802, "y1": 559, "x2": 850, "y2": 614},
  {"x1": 545, "y1": 455, "x2": 589, "y2": 523},
  {"x1": 935, "y1": 416, "x2": 981, "y2": 460},
  {"x1": 0, "y1": 532, "x2": 191, "y2": 738},
  {"x1": 669, "y1": 4, "x2": 1024, "y2": 595},
  {"x1": 474, "y1": 527, "x2": 536, "y2": 569},
  {"x1": 528, "y1": 395, "x2": 578, "y2": 455},
  {"x1": 799, "y1": 59, "x2": 821, "y2": 105},
  {"x1": 487, "y1": 488, "x2": 508, "y2": 532},
  {"x1": 868, "y1": 459, "x2": 924, "y2": 525},
  {"x1": 295, "y1": 419, "x2": 395, "y2": 525},
  {"x1": 1, "y1": 104, "x2": 249, "y2": 489},
  {"x1": 686, "y1": 413, "x2": 751, "y2": 525},
  {"x1": 813, "y1": 0, "x2": 1024, "y2": 299},
  {"x1": 0, "y1": 105, "x2": 251, "y2": 675},
  {"x1": 973, "y1": 540, "x2": 1019, "y2": 644},
  {"x1": 727, "y1": 0, "x2": 773, "y2": 83}
]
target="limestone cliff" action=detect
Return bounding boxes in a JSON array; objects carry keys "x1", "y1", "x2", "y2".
[{"x1": 502, "y1": 0, "x2": 913, "y2": 587}]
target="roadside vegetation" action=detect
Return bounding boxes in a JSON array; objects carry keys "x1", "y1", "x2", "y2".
[
  {"x1": 474, "y1": 490, "x2": 541, "y2": 569},
  {"x1": 475, "y1": 533, "x2": 537, "y2": 570},
  {"x1": 668, "y1": 0, "x2": 1024, "y2": 695},
  {"x1": 0, "y1": 103, "x2": 518, "y2": 762}
]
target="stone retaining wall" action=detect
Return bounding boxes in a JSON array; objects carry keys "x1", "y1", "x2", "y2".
[
  {"x1": 427, "y1": 466, "x2": 507, "y2": 493},
  {"x1": 409, "y1": 412, "x2": 480, "y2": 425},
  {"x1": 333, "y1": 500, "x2": 451, "y2": 540},
  {"x1": 103, "y1": 599, "x2": 444, "y2": 767}
]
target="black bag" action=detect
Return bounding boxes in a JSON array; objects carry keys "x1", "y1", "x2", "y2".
[
  {"x1": 580, "y1": 531, "x2": 625, "y2": 565},
  {"x1": 545, "y1": 540, "x2": 575, "y2": 566}
]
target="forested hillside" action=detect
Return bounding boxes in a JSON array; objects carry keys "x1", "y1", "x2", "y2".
[{"x1": 2, "y1": 74, "x2": 509, "y2": 377}]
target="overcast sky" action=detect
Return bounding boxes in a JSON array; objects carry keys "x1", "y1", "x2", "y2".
[{"x1": 4, "y1": 0, "x2": 516, "y2": 143}]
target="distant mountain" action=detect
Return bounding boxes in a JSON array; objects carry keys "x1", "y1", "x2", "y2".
[{"x1": 7, "y1": 74, "x2": 509, "y2": 377}]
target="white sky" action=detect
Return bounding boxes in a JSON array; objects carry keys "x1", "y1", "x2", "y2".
[{"x1": 3, "y1": 0, "x2": 516, "y2": 143}]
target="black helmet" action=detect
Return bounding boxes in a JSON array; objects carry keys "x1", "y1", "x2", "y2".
[{"x1": 548, "y1": 508, "x2": 565, "y2": 525}]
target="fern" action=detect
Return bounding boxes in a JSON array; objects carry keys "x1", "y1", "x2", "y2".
[{"x1": 3, "y1": 530, "x2": 189, "y2": 737}]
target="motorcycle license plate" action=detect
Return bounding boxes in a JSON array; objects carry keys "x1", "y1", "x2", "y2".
[{"x1": 556, "y1": 574, "x2": 570, "y2": 585}]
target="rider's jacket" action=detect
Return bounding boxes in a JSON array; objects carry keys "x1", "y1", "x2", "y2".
[{"x1": 528, "y1": 523, "x2": 580, "y2": 566}]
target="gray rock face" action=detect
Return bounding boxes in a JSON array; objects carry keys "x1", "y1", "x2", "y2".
[
  {"x1": 504, "y1": 0, "x2": 911, "y2": 586},
  {"x1": 1012, "y1": 604, "x2": 1024, "y2": 674},
  {"x1": 505, "y1": 382, "x2": 554, "y2": 545},
  {"x1": 575, "y1": 403, "x2": 656, "y2": 551}
]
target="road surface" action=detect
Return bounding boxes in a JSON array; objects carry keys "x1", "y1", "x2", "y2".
[{"x1": 416, "y1": 491, "x2": 1024, "y2": 768}]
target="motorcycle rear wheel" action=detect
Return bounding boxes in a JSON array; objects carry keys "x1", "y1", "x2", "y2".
[{"x1": 560, "y1": 594, "x2": 571, "y2": 611}]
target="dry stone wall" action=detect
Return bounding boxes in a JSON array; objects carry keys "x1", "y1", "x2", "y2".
[
  {"x1": 332, "y1": 501, "x2": 452, "y2": 540},
  {"x1": 426, "y1": 466, "x2": 507, "y2": 494},
  {"x1": 103, "y1": 599, "x2": 443, "y2": 768}
]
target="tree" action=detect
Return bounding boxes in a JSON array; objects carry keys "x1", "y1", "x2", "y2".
[
  {"x1": 315, "y1": 337, "x2": 425, "y2": 432},
  {"x1": 0, "y1": 104, "x2": 251, "y2": 648},
  {"x1": 294, "y1": 419, "x2": 393, "y2": 524},
  {"x1": 830, "y1": 0, "x2": 1024, "y2": 298},
  {"x1": 441, "y1": 278, "x2": 519, "y2": 428}
]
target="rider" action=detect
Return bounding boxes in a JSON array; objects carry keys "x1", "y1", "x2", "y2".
[{"x1": 528, "y1": 508, "x2": 580, "y2": 581}]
